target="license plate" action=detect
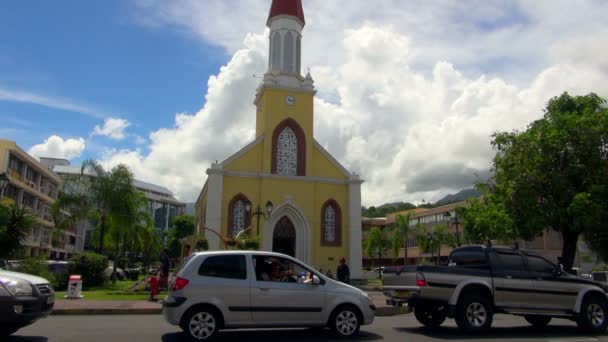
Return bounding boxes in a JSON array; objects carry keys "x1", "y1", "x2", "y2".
[
  {"x1": 46, "y1": 296, "x2": 55, "y2": 305},
  {"x1": 395, "y1": 290, "x2": 410, "y2": 299}
]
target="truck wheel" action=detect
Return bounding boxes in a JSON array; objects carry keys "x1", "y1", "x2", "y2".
[
  {"x1": 414, "y1": 304, "x2": 447, "y2": 328},
  {"x1": 577, "y1": 294, "x2": 607, "y2": 333},
  {"x1": 524, "y1": 315, "x2": 552, "y2": 327},
  {"x1": 455, "y1": 294, "x2": 493, "y2": 333}
]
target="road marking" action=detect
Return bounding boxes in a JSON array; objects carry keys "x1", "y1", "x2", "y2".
[{"x1": 548, "y1": 339, "x2": 598, "y2": 342}]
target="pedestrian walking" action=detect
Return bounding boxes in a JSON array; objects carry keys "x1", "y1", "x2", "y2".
[
  {"x1": 336, "y1": 256, "x2": 350, "y2": 284},
  {"x1": 160, "y1": 248, "x2": 170, "y2": 290}
]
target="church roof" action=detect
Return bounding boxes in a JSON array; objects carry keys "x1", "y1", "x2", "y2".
[{"x1": 267, "y1": 0, "x2": 305, "y2": 27}]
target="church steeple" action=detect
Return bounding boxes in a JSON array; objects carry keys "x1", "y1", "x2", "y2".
[{"x1": 266, "y1": 0, "x2": 305, "y2": 77}]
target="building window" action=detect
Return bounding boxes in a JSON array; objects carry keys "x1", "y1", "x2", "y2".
[
  {"x1": 283, "y1": 31, "x2": 294, "y2": 73},
  {"x1": 271, "y1": 118, "x2": 306, "y2": 176},
  {"x1": 8, "y1": 156, "x2": 22, "y2": 173},
  {"x1": 227, "y1": 193, "x2": 251, "y2": 238},
  {"x1": 321, "y1": 199, "x2": 342, "y2": 246},
  {"x1": 277, "y1": 127, "x2": 298, "y2": 176},
  {"x1": 271, "y1": 32, "x2": 281, "y2": 71}
]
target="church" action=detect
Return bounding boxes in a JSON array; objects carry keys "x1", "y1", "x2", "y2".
[{"x1": 194, "y1": 0, "x2": 363, "y2": 278}]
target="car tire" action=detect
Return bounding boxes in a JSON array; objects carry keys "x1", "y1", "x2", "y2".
[
  {"x1": 0, "y1": 327, "x2": 19, "y2": 336},
  {"x1": 330, "y1": 305, "x2": 361, "y2": 338},
  {"x1": 414, "y1": 304, "x2": 447, "y2": 328},
  {"x1": 454, "y1": 294, "x2": 493, "y2": 333},
  {"x1": 577, "y1": 294, "x2": 608, "y2": 333},
  {"x1": 524, "y1": 315, "x2": 552, "y2": 327},
  {"x1": 183, "y1": 307, "x2": 222, "y2": 341}
]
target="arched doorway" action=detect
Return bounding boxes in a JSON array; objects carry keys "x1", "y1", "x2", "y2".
[{"x1": 272, "y1": 216, "x2": 296, "y2": 257}]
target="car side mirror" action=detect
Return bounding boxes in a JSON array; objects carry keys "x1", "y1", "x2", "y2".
[
  {"x1": 312, "y1": 275, "x2": 321, "y2": 285},
  {"x1": 554, "y1": 265, "x2": 563, "y2": 277}
]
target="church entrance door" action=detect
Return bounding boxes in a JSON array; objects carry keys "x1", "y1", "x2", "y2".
[{"x1": 272, "y1": 216, "x2": 296, "y2": 257}]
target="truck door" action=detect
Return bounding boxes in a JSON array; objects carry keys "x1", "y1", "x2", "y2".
[
  {"x1": 524, "y1": 253, "x2": 578, "y2": 312},
  {"x1": 492, "y1": 250, "x2": 535, "y2": 310}
]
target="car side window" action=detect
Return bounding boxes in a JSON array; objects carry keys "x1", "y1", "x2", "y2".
[
  {"x1": 525, "y1": 254, "x2": 555, "y2": 275},
  {"x1": 253, "y1": 255, "x2": 311, "y2": 283},
  {"x1": 448, "y1": 248, "x2": 488, "y2": 269},
  {"x1": 198, "y1": 255, "x2": 247, "y2": 280},
  {"x1": 496, "y1": 252, "x2": 525, "y2": 273}
]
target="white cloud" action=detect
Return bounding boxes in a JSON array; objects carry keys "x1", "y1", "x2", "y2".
[
  {"x1": 93, "y1": 117, "x2": 131, "y2": 140},
  {"x1": 110, "y1": 0, "x2": 608, "y2": 206},
  {"x1": 28, "y1": 135, "x2": 86, "y2": 160},
  {"x1": 0, "y1": 87, "x2": 107, "y2": 118}
]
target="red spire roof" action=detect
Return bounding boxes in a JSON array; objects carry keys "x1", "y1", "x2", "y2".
[{"x1": 267, "y1": 0, "x2": 305, "y2": 27}]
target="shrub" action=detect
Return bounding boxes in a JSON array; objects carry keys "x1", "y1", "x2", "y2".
[
  {"x1": 116, "y1": 257, "x2": 129, "y2": 270},
  {"x1": 224, "y1": 238, "x2": 237, "y2": 247},
  {"x1": 68, "y1": 252, "x2": 108, "y2": 287},
  {"x1": 15, "y1": 258, "x2": 59, "y2": 289},
  {"x1": 238, "y1": 238, "x2": 260, "y2": 250}
]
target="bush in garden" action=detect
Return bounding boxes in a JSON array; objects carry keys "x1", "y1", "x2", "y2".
[
  {"x1": 15, "y1": 258, "x2": 59, "y2": 289},
  {"x1": 68, "y1": 252, "x2": 108, "y2": 287}
]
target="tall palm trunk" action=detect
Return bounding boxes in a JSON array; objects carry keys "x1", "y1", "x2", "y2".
[{"x1": 98, "y1": 213, "x2": 106, "y2": 254}]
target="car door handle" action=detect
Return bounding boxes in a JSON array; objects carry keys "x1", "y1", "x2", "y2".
[
  {"x1": 259, "y1": 288, "x2": 270, "y2": 292},
  {"x1": 506, "y1": 276, "x2": 512, "y2": 279}
]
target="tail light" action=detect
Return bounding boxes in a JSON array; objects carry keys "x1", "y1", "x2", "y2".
[
  {"x1": 173, "y1": 277, "x2": 189, "y2": 291},
  {"x1": 416, "y1": 272, "x2": 427, "y2": 287}
]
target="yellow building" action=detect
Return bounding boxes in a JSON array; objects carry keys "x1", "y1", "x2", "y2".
[{"x1": 195, "y1": 0, "x2": 363, "y2": 278}]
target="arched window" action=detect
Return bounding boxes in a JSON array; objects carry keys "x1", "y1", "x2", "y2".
[
  {"x1": 271, "y1": 32, "x2": 281, "y2": 71},
  {"x1": 277, "y1": 127, "x2": 297, "y2": 176},
  {"x1": 295, "y1": 35, "x2": 301, "y2": 74},
  {"x1": 283, "y1": 31, "x2": 294, "y2": 73},
  {"x1": 227, "y1": 193, "x2": 251, "y2": 238},
  {"x1": 321, "y1": 199, "x2": 342, "y2": 246},
  {"x1": 271, "y1": 118, "x2": 306, "y2": 176}
]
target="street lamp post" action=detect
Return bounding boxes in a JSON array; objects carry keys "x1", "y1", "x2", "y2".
[
  {"x1": 244, "y1": 200, "x2": 273, "y2": 237},
  {"x1": 444, "y1": 211, "x2": 461, "y2": 247},
  {"x1": 0, "y1": 172, "x2": 9, "y2": 199},
  {"x1": 427, "y1": 232, "x2": 436, "y2": 265}
]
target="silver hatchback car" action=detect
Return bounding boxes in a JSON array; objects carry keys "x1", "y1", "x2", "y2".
[{"x1": 163, "y1": 251, "x2": 375, "y2": 340}]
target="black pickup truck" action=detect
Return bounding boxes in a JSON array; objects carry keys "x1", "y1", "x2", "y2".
[{"x1": 383, "y1": 245, "x2": 608, "y2": 333}]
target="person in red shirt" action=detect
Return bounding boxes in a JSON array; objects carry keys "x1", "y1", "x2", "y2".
[{"x1": 148, "y1": 270, "x2": 160, "y2": 302}]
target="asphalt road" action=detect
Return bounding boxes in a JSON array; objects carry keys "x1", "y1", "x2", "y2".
[{"x1": 8, "y1": 314, "x2": 608, "y2": 342}]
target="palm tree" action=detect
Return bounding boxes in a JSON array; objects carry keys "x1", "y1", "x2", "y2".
[
  {"x1": 0, "y1": 203, "x2": 35, "y2": 259},
  {"x1": 52, "y1": 159, "x2": 137, "y2": 254},
  {"x1": 392, "y1": 212, "x2": 412, "y2": 265}
]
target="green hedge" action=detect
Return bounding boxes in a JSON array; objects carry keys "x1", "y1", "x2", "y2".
[
  {"x1": 68, "y1": 252, "x2": 108, "y2": 287},
  {"x1": 15, "y1": 258, "x2": 61, "y2": 290}
]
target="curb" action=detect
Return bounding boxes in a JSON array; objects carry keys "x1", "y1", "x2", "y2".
[
  {"x1": 51, "y1": 307, "x2": 408, "y2": 317},
  {"x1": 52, "y1": 308, "x2": 162, "y2": 316}
]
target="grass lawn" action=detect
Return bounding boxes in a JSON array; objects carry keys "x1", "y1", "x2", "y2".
[{"x1": 55, "y1": 278, "x2": 167, "y2": 301}]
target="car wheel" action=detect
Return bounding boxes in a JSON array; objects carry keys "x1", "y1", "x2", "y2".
[
  {"x1": 183, "y1": 307, "x2": 221, "y2": 341},
  {"x1": 0, "y1": 327, "x2": 19, "y2": 336},
  {"x1": 330, "y1": 305, "x2": 361, "y2": 338},
  {"x1": 524, "y1": 315, "x2": 552, "y2": 327},
  {"x1": 414, "y1": 304, "x2": 447, "y2": 328},
  {"x1": 577, "y1": 294, "x2": 608, "y2": 333},
  {"x1": 454, "y1": 294, "x2": 493, "y2": 333}
]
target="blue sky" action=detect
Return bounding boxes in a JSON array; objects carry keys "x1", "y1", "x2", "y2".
[
  {"x1": 0, "y1": 0, "x2": 226, "y2": 161},
  {"x1": 1, "y1": 0, "x2": 607, "y2": 205}
]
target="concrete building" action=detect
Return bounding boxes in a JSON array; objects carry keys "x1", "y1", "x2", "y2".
[
  {"x1": 362, "y1": 200, "x2": 568, "y2": 266},
  {"x1": 0, "y1": 139, "x2": 84, "y2": 259},
  {"x1": 40, "y1": 158, "x2": 186, "y2": 249}
]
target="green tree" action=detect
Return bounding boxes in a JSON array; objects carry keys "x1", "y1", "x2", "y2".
[
  {"x1": 167, "y1": 215, "x2": 195, "y2": 258},
  {"x1": 457, "y1": 194, "x2": 514, "y2": 244},
  {"x1": 0, "y1": 203, "x2": 35, "y2": 259},
  {"x1": 52, "y1": 159, "x2": 138, "y2": 254},
  {"x1": 488, "y1": 92, "x2": 608, "y2": 271},
  {"x1": 414, "y1": 223, "x2": 456, "y2": 265},
  {"x1": 391, "y1": 212, "x2": 413, "y2": 265},
  {"x1": 365, "y1": 227, "x2": 388, "y2": 270}
]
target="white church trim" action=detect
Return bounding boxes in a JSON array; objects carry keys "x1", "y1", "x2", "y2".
[{"x1": 262, "y1": 201, "x2": 312, "y2": 264}]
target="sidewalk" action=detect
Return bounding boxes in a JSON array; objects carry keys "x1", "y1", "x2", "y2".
[{"x1": 52, "y1": 291, "x2": 407, "y2": 317}]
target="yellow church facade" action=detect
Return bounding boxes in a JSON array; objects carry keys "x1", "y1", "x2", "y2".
[{"x1": 194, "y1": 0, "x2": 363, "y2": 278}]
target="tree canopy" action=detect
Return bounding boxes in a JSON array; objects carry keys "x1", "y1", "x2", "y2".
[{"x1": 485, "y1": 92, "x2": 608, "y2": 270}]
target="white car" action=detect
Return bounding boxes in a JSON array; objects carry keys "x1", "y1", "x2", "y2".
[{"x1": 163, "y1": 251, "x2": 375, "y2": 340}]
